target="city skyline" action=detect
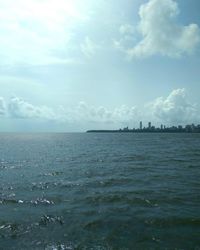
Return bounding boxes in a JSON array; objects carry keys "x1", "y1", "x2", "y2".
[{"x1": 87, "y1": 122, "x2": 200, "y2": 133}]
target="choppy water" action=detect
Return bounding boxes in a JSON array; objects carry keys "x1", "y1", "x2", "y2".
[{"x1": 0, "y1": 133, "x2": 200, "y2": 250}]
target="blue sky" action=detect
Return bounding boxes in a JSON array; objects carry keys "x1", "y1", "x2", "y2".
[{"x1": 0, "y1": 0, "x2": 200, "y2": 131}]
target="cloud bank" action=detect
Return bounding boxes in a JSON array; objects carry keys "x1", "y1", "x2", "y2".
[
  {"x1": 7, "y1": 96, "x2": 56, "y2": 120},
  {"x1": 118, "y1": 0, "x2": 200, "y2": 58},
  {"x1": 0, "y1": 89, "x2": 199, "y2": 129},
  {"x1": 150, "y1": 89, "x2": 199, "y2": 124}
]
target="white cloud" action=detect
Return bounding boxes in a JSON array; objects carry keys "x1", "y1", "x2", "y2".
[
  {"x1": 80, "y1": 36, "x2": 100, "y2": 58},
  {"x1": 0, "y1": 0, "x2": 92, "y2": 65},
  {"x1": 112, "y1": 105, "x2": 139, "y2": 123},
  {"x1": 0, "y1": 97, "x2": 139, "y2": 125},
  {"x1": 126, "y1": 0, "x2": 200, "y2": 58},
  {"x1": 119, "y1": 24, "x2": 135, "y2": 35},
  {"x1": 113, "y1": 39, "x2": 124, "y2": 51},
  {"x1": 113, "y1": 24, "x2": 136, "y2": 52},
  {"x1": 73, "y1": 102, "x2": 139, "y2": 124},
  {"x1": 8, "y1": 96, "x2": 56, "y2": 120},
  {"x1": 149, "y1": 88, "x2": 199, "y2": 124}
]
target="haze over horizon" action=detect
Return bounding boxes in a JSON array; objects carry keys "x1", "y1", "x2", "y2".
[{"x1": 0, "y1": 0, "x2": 200, "y2": 132}]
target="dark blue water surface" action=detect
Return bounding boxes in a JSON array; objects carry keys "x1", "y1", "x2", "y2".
[{"x1": 0, "y1": 133, "x2": 200, "y2": 249}]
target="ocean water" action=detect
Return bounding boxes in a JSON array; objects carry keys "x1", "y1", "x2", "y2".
[{"x1": 0, "y1": 133, "x2": 200, "y2": 250}]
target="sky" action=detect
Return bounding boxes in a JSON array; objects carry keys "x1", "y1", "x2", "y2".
[{"x1": 0, "y1": 0, "x2": 200, "y2": 132}]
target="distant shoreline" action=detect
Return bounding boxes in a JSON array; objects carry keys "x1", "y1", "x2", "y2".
[
  {"x1": 86, "y1": 129, "x2": 200, "y2": 133},
  {"x1": 87, "y1": 123, "x2": 200, "y2": 133}
]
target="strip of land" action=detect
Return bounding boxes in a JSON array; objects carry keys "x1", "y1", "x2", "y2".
[{"x1": 87, "y1": 124, "x2": 200, "y2": 133}]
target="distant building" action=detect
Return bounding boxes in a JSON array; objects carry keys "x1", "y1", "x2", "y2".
[
  {"x1": 123, "y1": 126, "x2": 129, "y2": 131},
  {"x1": 161, "y1": 124, "x2": 163, "y2": 130},
  {"x1": 191, "y1": 124, "x2": 195, "y2": 131},
  {"x1": 148, "y1": 122, "x2": 151, "y2": 129},
  {"x1": 140, "y1": 121, "x2": 143, "y2": 130}
]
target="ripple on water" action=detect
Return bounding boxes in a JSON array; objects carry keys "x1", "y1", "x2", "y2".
[
  {"x1": 0, "y1": 215, "x2": 64, "y2": 244},
  {"x1": 45, "y1": 243, "x2": 73, "y2": 250},
  {"x1": 0, "y1": 197, "x2": 57, "y2": 206}
]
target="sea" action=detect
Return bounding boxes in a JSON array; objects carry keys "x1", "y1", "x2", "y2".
[{"x1": 0, "y1": 133, "x2": 200, "y2": 250}]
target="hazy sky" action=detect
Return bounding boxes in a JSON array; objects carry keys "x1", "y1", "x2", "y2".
[{"x1": 0, "y1": 0, "x2": 200, "y2": 131}]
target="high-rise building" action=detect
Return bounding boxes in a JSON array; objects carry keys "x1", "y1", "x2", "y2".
[
  {"x1": 140, "y1": 121, "x2": 142, "y2": 130},
  {"x1": 148, "y1": 122, "x2": 151, "y2": 129}
]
